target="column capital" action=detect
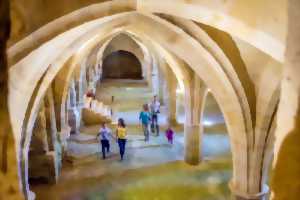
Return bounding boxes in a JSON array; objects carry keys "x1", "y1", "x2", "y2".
[{"x1": 229, "y1": 181, "x2": 269, "y2": 200}]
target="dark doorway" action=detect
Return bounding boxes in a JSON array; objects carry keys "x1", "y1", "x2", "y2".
[{"x1": 102, "y1": 50, "x2": 143, "y2": 80}]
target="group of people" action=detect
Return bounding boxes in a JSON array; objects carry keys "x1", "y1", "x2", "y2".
[
  {"x1": 96, "y1": 95, "x2": 174, "y2": 161},
  {"x1": 96, "y1": 118, "x2": 127, "y2": 161},
  {"x1": 139, "y1": 95, "x2": 174, "y2": 144}
]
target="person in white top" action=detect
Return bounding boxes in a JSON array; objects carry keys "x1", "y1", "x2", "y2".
[
  {"x1": 149, "y1": 95, "x2": 161, "y2": 136},
  {"x1": 97, "y1": 123, "x2": 112, "y2": 159}
]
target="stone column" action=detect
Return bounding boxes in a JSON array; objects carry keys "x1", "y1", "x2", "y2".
[
  {"x1": 31, "y1": 101, "x2": 49, "y2": 153},
  {"x1": 151, "y1": 57, "x2": 160, "y2": 98},
  {"x1": 158, "y1": 67, "x2": 165, "y2": 105},
  {"x1": 0, "y1": 0, "x2": 24, "y2": 199},
  {"x1": 184, "y1": 72, "x2": 207, "y2": 165},
  {"x1": 75, "y1": 64, "x2": 88, "y2": 108},
  {"x1": 82, "y1": 66, "x2": 88, "y2": 94},
  {"x1": 165, "y1": 66, "x2": 178, "y2": 126},
  {"x1": 69, "y1": 79, "x2": 77, "y2": 108},
  {"x1": 44, "y1": 88, "x2": 61, "y2": 182},
  {"x1": 231, "y1": 184, "x2": 269, "y2": 200},
  {"x1": 29, "y1": 100, "x2": 59, "y2": 184},
  {"x1": 184, "y1": 125, "x2": 200, "y2": 165},
  {"x1": 75, "y1": 80, "x2": 82, "y2": 106},
  {"x1": 44, "y1": 88, "x2": 58, "y2": 151},
  {"x1": 271, "y1": 0, "x2": 300, "y2": 199}
]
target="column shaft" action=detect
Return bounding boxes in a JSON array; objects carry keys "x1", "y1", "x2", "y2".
[
  {"x1": 271, "y1": 0, "x2": 300, "y2": 199},
  {"x1": 184, "y1": 125, "x2": 200, "y2": 165},
  {"x1": 184, "y1": 72, "x2": 206, "y2": 165},
  {"x1": 166, "y1": 67, "x2": 177, "y2": 126}
]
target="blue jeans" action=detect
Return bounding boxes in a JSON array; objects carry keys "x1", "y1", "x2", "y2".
[
  {"x1": 118, "y1": 139, "x2": 126, "y2": 160},
  {"x1": 100, "y1": 139, "x2": 110, "y2": 159},
  {"x1": 151, "y1": 113, "x2": 159, "y2": 135}
]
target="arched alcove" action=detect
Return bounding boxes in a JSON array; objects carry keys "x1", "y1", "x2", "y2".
[{"x1": 101, "y1": 50, "x2": 143, "y2": 80}]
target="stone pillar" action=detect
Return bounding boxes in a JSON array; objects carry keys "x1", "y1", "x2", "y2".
[
  {"x1": 145, "y1": 53, "x2": 153, "y2": 91},
  {"x1": 151, "y1": 56, "x2": 160, "y2": 98},
  {"x1": 184, "y1": 125, "x2": 200, "y2": 165},
  {"x1": 0, "y1": 0, "x2": 24, "y2": 199},
  {"x1": 75, "y1": 64, "x2": 88, "y2": 108},
  {"x1": 31, "y1": 102, "x2": 49, "y2": 153},
  {"x1": 44, "y1": 88, "x2": 58, "y2": 150},
  {"x1": 76, "y1": 79, "x2": 85, "y2": 107},
  {"x1": 29, "y1": 100, "x2": 59, "y2": 184},
  {"x1": 69, "y1": 79, "x2": 77, "y2": 108},
  {"x1": 231, "y1": 183, "x2": 269, "y2": 200},
  {"x1": 82, "y1": 66, "x2": 88, "y2": 94},
  {"x1": 44, "y1": 88, "x2": 61, "y2": 182},
  {"x1": 271, "y1": 0, "x2": 300, "y2": 199},
  {"x1": 184, "y1": 72, "x2": 207, "y2": 165},
  {"x1": 165, "y1": 66, "x2": 177, "y2": 126},
  {"x1": 158, "y1": 67, "x2": 165, "y2": 105}
]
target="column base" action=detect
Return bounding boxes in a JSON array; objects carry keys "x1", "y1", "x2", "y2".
[
  {"x1": 168, "y1": 118, "x2": 179, "y2": 127},
  {"x1": 230, "y1": 182, "x2": 269, "y2": 200},
  {"x1": 184, "y1": 125, "x2": 201, "y2": 165},
  {"x1": 28, "y1": 190, "x2": 36, "y2": 200}
]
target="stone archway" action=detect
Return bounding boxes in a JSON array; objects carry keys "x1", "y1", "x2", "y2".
[
  {"x1": 101, "y1": 50, "x2": 143, "y2": 80},
  {"x1": 8, "y1": 11, "x2": 263, "y2": 199}
]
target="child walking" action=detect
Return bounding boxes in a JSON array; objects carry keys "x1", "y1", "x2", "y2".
[
  {"x1": 139, "y1": 104, "x2": 151, "y2": 142},
  {"x1": 97, "y1": 123, "x2": 112, "y2": 159},
  {"x1": 165, "y1": 125, "x2": 174, "y2": 145}
]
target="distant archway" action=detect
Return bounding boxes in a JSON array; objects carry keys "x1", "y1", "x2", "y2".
[{"x1": 101, "y1": 50, "x2": 143, "y2": 80}]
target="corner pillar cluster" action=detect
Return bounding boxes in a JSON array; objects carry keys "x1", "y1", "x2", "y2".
[{"x1": 184, "y1": 72, "x2": 207, "y2": 165}]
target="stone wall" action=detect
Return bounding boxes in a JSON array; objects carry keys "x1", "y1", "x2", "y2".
[
  {"x1": 102, "y1": 50, "x2": 143, "y2": 80},
  {"x1": 0, "y1": 0, "x2": 23, "y2": 199}
]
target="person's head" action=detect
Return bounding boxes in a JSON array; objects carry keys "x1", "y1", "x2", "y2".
[
  {"x1": 118, "y1": 118, "x2": 126, "y2": 128},
  {"x1": 143, "y1": 104, "x2": 149, "y2": 111},
  {"x1": 101, "y1": 123, "x2": 106, "y2": 128},
  {"x1": 153, "y1": 95, "x2": 157, "y2": 101}
]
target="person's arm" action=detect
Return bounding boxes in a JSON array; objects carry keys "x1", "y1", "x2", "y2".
[
  {"x1": 157, "y1": 102, "x2": 161, "y2": 113},
  {"x1": 106, "y1": 128, "x2": 112, "y2": 139},
  {"x1": 139, "y1": 112, "x2": 143, "y2": 123},
  {"x1": 108, "y1": 128, "x2": 116, "y2": 140},
  {"x1": 115, "y1": 129, "x2": 118, "y2": 141}
]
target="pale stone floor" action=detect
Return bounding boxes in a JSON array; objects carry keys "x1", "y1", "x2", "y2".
[{"x1": 31, "y1": 82, "x2": 232, "y2": 200}]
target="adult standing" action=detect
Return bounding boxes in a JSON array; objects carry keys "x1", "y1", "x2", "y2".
[
  {"x1": 116, "y1": 118, "x2": 127, "y2": 161},
  {"x1": 150, "y1": 95, "x2": 161, "y2": 136},
  {"x1": 139, "y1": 104, "x2": 151, "y2": 141},
  {"x1": 97, "y1": 123, "x2": 112, "y2": 159}
]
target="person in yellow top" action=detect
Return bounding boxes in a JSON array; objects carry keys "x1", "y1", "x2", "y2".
[{"x1": 116, "y1": 118, "x2": 127, "y2": 161}]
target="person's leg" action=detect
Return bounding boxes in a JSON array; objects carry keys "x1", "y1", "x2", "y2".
[
  {"x1": 123, "y1": 139, "x2": 127, "y2": 159},
  {"x1": 121, "y1": 139, "x2": 126, "y2": 160},
  {"x1": 142, "y1": 124, "x2": 148, "y2": 141},
  {"x1": 154, "y1": 114, "x2": 159, "y2": 136},
  {"x1": 119, "y1": 139, "x2": 125, "y2": 160},
  {"x1": 99, "y1": 142, "x2": 102, "y2": 157},
  {"x1": 145, "y1": 124, "x2": 150, "y2": 141},
  {"x1": 118, "y1": 139, "x2": 122, "y2": 160},
  {"x1": 106, "y1": 140, "x2": 110, "y2": 153},
  {"x1": 151, "y1": 114, "x2": 155, "y2": 133},
  {"x1": 148, "y1": 124, "x2": 151, "y2": 140},
  {"x1": 101, "y1": 140, "x2": 106, "y2": 159}
]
